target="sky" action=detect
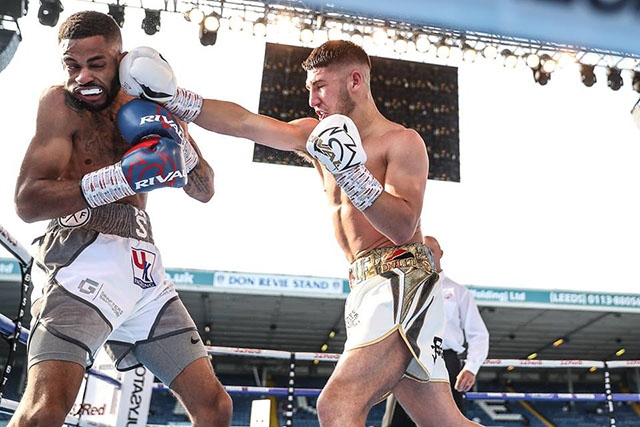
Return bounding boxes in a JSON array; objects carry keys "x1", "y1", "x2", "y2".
[{"x1": 1, "y1": 0, "x2": 640, "y2": 294}]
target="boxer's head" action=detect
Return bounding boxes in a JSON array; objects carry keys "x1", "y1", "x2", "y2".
[
  {"x1": 303, "y1": 40, "x2": 372, "y2": 118},
  {"x1": 58, "y1": 11, "x2": 122, "y2": 111}
]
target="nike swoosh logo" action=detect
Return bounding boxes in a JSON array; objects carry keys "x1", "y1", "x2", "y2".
[{"x1": 191, "y1": 336, "x2": 201, "y2": 344}]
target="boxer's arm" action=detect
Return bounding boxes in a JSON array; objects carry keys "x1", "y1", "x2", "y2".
[
  {"x1": 119, "y1": 47, "x2": 314, "y2": 151},
  {"x1": 359, "y1": 129, "x2": 428, "y2": 244},
  {"x1": 181, "y1": 132, "x2": 214, "y2": 203},
  {"x1": 196, "y1": 98, "x2": 315, "y2": 152},
  {"x1": 15, "y1": 88, "x2": 97, "y2": 222}
]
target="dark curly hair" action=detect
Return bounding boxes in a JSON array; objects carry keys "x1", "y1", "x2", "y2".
[{"x1": 58, "y1": 10, "x2": 122, "y2": 47}]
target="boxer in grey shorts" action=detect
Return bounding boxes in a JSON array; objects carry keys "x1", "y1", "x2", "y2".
[{"x1": 29, "y1": 204, "x2": 206, "y2": 387}]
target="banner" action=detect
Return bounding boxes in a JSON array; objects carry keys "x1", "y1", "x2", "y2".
[
  {"x1": 115, "y1": 365, "x2": 155, "y2": 427},
  {"x1": 213, "y1": 271, "x2": 348, "y2": 295},
  {"x1": 470, "y1": 287, "x2": 640, "y2": 312},
  {"x1": 69, "y1": 349, "x2": 154, "y2": 427},
  {"x1": 70, "y1": 350, "x2": 119, "y2": 426}
]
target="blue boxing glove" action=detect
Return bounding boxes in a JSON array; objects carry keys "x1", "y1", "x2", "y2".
[
  {"x1": 118, "y1": 98, "x2": 199, "y2": 172},
  {"x1": 80, "y1": 136, "x2": 187, "y2": 208}
]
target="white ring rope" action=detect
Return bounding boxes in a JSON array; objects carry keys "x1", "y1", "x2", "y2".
[{"x1": 0, "y1": 224, "x2": 635, "y2": 425}]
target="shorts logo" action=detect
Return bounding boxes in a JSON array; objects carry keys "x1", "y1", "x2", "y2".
[
  {"x1": 345, "y1": 309, "x2": 360, "y2": 329},
  {"x1": 381, "y1": 249, "x2": 418, "y2": 272},
  {"x1": 431, "y1": 336, "x2": 444, "y2": 363},
  {"x1": 131, "y1": 248, "x2": 157, "y2": 289},
  {"x1": 59, "y1": 209, "x2": 91, "y2": 228},
  {"x1": 78, "y1": 278, "x2": 100, "y2": 296}
]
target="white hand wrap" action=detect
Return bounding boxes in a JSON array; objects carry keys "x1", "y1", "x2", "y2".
[
  {"x1": 183, "y1": 140, "x2": 199, "y2": 173},
  {"x1": 80, "y1": 164, "x2": 136, "y2": 208},
  {"x1": 164, "y1": 87, "x2": 203, "y2": 123},
  {"x1": 335, "y1": 164, "x2": 383, "y2": 211}
]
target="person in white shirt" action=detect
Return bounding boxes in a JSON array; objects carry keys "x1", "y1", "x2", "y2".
[{"x1": 382, "y1": 235, "x2": 489, "y2": 425}]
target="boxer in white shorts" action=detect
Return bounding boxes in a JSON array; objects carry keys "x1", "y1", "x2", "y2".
[
  {"x1": 29, "y1": 204, "x2": 206, "y2": 386},
  {"x1": 10, "y1": 11, "x2": 231, "y2": 427},
  {"x1": 345, "y1": 242, "x2": 448, "y2": 387},
  {"x1": 120, "y1": 38, "x2": 482, "y2": 426}
]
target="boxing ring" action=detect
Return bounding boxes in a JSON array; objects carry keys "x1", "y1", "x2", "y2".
[{"x1": 1, "y1": 224, "x2": 639, "y2": 426}]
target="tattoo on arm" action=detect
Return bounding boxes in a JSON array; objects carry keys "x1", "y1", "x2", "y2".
[{"x1": 184, "y1": 158, "x2": 215, "y2": 203}]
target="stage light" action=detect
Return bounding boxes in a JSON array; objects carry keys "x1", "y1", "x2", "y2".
[
  {"x1": 203, "y1": 12, "x2": 220, "y2": 32},
  {"x1": 393, "y1": 37, "x2": 409, "y2": 54},
  {"x1": 461, "y1": 44, "x2": 477, "y2": 62},
  {"x1": 108, "y1": 4, "x2": 125, "y2": 28},
  {"x1": 525, "y1": 53, "x2": 540, "y2": 69},
  {"x1": 299, "y1": 24, "x2": 314, "y2": 44},
  {"x1": 371, "y1": 28, "x2": 388, "y2": 46},
  {"x1": 228, "y1": 15, "x2": 244, "y2": 32},
  {"x1": 253, "y1": 17, "x2": 267, "y2": 37},
  {"x1": 607, "y1": 67, "x2": 623, "y2": 91},
  {"x1": 532, "y1": 66, "x2": 551, "y2": 86},
  {"x1": 141, "y1": 9, "x2": 161, "y2": 35},
  {"x1": 540, "y1": 54, "x2": 557, "y2": 74},
  {"x1": 415, "y1": 34, "x2": 431, "y2": 53},
  {"x1": 0, "y1": 28, "x2": 21, "y2": 73},
  {"x1": 527, "y1": 352, "x2": 538, "y2": 360},
  {"x1": 580, "y1": 64, "x2": 597, "y2": 87},
  {"x1": 552, "y1": 338, "x2": 565, "y2": 347},
  {"x1": 633, "y1": 71, "x2": 640, "y2": 93},
  {"x1": 38, "y1": 0, "x2": 64, "y2": 27},
  {"x1": 501, "y1": 49, "x2": 518, "y2": 68},
  {"x1": 184, "y1": 7, "x2": 204, "y2": 25},
  {"x1": 200, "y1": 12, "x2": 220, "y2": 46},
  {"x1": 327, "y1": 25, "x2": 343, "y2": 41},
  {"x1": 615, "y1": 347, "x2": 625, "y2": 357},
  {"x1": 482, "y1": 44, "x2": 498, "y2": 60},
  {"x1": 0, "y1": 0, "x2": 27, "y2": 19},
  {"x1": 436, "y1": 42, "x2": 450, "y2": 59},
  {"x1": 349, "y1": 30, "x2": 364, "y2": 46}
]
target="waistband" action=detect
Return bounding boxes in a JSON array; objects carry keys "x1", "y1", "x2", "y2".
[
  {"x1": 48, "y1": 204, "x2": 154, "y2": 243},
  {"x1": 348, "y1": 242, "x2": 435, "y2": 288}
]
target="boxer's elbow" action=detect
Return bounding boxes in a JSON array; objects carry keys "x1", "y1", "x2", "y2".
[
  {"x1": 14, "y1": 197, "x2": 40, "y2": 223},
  {"x1": 14, "y1": 182, "x2": 51, "y2": 222}
]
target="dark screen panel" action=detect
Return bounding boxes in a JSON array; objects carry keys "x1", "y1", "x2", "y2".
[{"x1": 254, "y1": 43, "x2": 460, "y2": 182}]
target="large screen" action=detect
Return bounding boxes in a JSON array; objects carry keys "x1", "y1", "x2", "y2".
[{"x1": 254, "y1": 43, "x2": 460, "y2": 182}]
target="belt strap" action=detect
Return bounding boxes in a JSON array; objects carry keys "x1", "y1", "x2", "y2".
[
  {"x1": 348, "y1": 242, "x2": 435, "y2": 288},
  {"x1": 49, "y1": 204, "x2": 154, "y2": 243}
]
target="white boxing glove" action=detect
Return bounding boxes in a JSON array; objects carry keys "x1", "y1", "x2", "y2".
[
  {"x1": 306, "y1": 114, "x2": 367, "y2": 173},
  {"x1": 306, "y1": 115, "x2": 382, "y2": 211},
  {"x1": 119, "y1": 46, "x2": 176, "y2": 102},
  {"x1": 119, "y1": 46, "x2": 203, "y2": 122}
]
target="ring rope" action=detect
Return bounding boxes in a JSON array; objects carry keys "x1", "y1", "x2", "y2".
[{"x1": 0, "y1": 224, "x2": 32, "y2": 403}]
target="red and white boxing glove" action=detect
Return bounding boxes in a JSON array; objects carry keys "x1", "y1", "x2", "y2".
[
  {"x1": 80, "y1": 137, "x2": 187, "y2": 208},
  {"x1": 119, "y1": 46, "x2": 203, "y2": 122},
  {"x1": 306, "y1": 114, "x2": 382, "y2": 211}
]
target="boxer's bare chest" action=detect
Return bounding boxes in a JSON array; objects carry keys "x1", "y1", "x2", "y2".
[{"x1": 71, "y1": 109, "x2": 130, "y2": 172}]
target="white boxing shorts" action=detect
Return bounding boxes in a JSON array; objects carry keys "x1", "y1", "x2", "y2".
[
  {"x1": 345, "y1": 242, "x2": 448, "y2": 383},
  {"x1": 28, "y1": 204, "x2": 206, "y2": 386}
]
